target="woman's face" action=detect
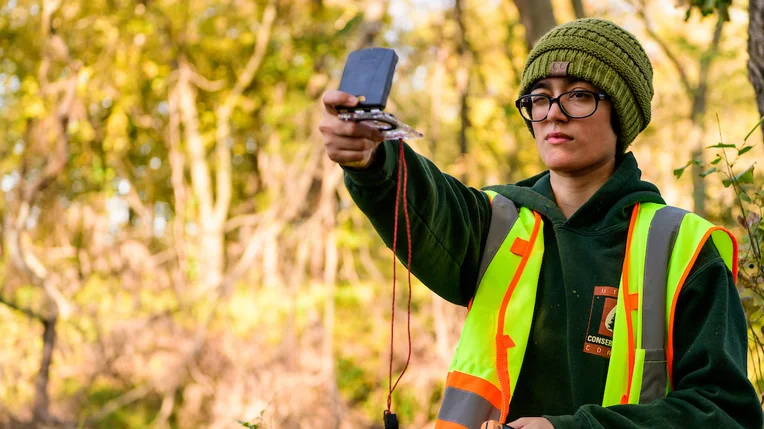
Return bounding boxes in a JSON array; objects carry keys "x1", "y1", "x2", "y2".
[{"x1": 529, "y1": 77, "x2": 618, "y2": 176}]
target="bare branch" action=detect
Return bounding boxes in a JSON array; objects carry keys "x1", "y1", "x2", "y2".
[
  {"x1": 114, "y1": 160, "x2": 153, "y2": 236},
  {"x1": 224, "y1": 213, "x2": 262, "y2": 233},
  {"x1": 22, "y1": 71, "x2": 76, "y2": 204},
  {"x1": 214, "y1": 1, "x2": 278, "y2": 223},
  {"x1": 151, "y1": 391, "x2": 176, "y2": 429},
  {"x1": 630, "y1": 0, "x2": 693, "y2": 96},
  {"x1": 223, "y1": 2, "x2": 278, "y2": 112},
  {"x1": 87, "y1": 385, "x2": 153, "y2": 423},
  {"x1": 0, "y1": 293, "x2": 45, "y2": 321},
  {"x1": 188, "y1": 70, "x2": 226, "y2": 92}
]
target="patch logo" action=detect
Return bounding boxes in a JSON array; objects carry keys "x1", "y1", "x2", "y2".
[
  {"x1": 584, "y1": 286, "x2": 618, "y2": 358},
  {"x1": 549, "y1": 61, "x2": 570, "y2": 77}
]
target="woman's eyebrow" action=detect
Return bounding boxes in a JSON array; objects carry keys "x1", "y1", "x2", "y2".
[
  {"x1": 529, "y1": 81, "x2": 550, "y2": 92},
  {"x1": 529, "y1": 77, "x2": 588, "y2": 93}
]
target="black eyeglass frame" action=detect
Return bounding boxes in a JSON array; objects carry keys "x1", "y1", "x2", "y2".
[{"x1": 515, "y1": 90, "x2": 611, "y2": 122}]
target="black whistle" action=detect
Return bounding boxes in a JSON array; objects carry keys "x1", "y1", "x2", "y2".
[{"x1": 383, "y1": 411, "x2": 399, "y2": 429}]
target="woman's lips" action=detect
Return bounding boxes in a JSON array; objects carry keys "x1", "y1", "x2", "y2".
[{"x1": 546, "y1": 132, "x2": 573, "y2": 144}]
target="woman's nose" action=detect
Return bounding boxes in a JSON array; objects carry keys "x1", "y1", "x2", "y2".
[{"x1": 546, "y1": 99, "x2": 568, "y2": 123}]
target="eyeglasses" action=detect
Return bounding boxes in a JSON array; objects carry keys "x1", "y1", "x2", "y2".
[{"x1": 515, "y1": 90, "x2": 611, "y2": 122}]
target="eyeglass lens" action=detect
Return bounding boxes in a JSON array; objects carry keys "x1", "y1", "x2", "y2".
[{"x1": 519, "y1": 91, "x2": 597, "y2": 121}]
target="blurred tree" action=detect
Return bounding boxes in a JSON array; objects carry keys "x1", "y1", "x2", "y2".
[
  {"x1": 572, "y1": 0, "x2": 586, "y2": 19},
  {"x1": 631, "y1": 0, "x2": 727, "y2": 217},
  {"x1": 749, "y1": 0, "x2": 764, "y2": 139},
  {"x1": 0, "y1": 0, "x2": 760, "y2": 427},
  {"x1": 454, "y1": 0, "x2": 473, "y2": 182},
  {"x1": 0, "y1": 0, "x2": 80, "y2": 423},
  {"x1": 677, "y1": 0, "x2": 763, "y2": 141},
  {"x1": 512, "y1": 0, "x2": 557, "y2": 48}
]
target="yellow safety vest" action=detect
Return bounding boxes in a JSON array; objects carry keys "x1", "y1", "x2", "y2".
[{"x1": 435, "y1": 191, "x2": 737, "y2": 429}]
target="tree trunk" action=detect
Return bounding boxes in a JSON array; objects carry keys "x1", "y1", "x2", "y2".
[
  {"x1": 177, "y1": 65, "x2": 224, "y2": 293},
  {"x1": 32, "y1": 317, "x2": 57, "y2": 423},
  {"x1": 430, "y1": 44, "x2": 448, "y2": 156},
  {"x1": 749, "y1": 0, "x2": 764, "y2": 140},
  {"x1": 432, "y1": 296, "x2": 454, "y2": 365},
  {"x1": 571, "y1": 0, "x2": 586, "y2": 19},
  {"x1": 175, "y1": 3, "x2": 276, "y2": 295},
  {"x1": 690, "y1": 15, "x2": 725, "y2": 218},
  {"x1": 512, "y1": 0, "x2": 557, "y2": 49},
  {"x1": 455, "y1": 0, "x2": 472, "y2": 183},
  {"x1": 633, "y1": 2, "x2": 726, "y2": 217}
]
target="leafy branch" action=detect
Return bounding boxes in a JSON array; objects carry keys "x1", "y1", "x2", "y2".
[{"x1": 677, "y1": 114, "x2": 764, "y2": 398}]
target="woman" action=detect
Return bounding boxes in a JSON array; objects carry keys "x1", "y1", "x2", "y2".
[{"x1": 318, "y1": 18, "x2": 762, "y2": 429}]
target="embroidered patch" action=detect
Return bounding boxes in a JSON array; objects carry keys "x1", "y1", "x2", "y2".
[
  {"x1": 583, "y1": 286, "x2": 618, "y2": 358},
  {"x1": 549, "y1": 61, "x2": 570, "y2": 77}
]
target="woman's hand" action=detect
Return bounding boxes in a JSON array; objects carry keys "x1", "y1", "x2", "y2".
[
  {"x1": 506, "y1": 417, "x2": 554, "y2": 429},
  {"x1": 319, "y1": 90, "x2": 385, "y2": 169}
]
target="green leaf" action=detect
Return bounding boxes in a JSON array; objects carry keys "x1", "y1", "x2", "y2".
[
  {"x1": 706, "y1": 143, "x2": 736, "y2": 149},
  {"x1": 336, "y1": 14, "x2": 363, "y2": 37},
  {"x1": 700, "y1": 167, "x2": 718, "y2": 177},
  {"x1": 736, "y1": 165, "x2": 755, "y2": 184},
  {"x1": 722, "y1": 177, "x2": 733, "y2": 188},
  {"x1": 711, "y1": 156, "x2": 722, "y2": 165},
  {"x1": 674, "y1": 159, "x2": 702, "y2": 179},
  {"x1": 744, "y1": 115, "x2": 764, "y2": 142},
  {"x1": 738, "y1": 146, "x2": 754, "y2": 156},
  {"x1": 739, "y1": 192, "x2": 751, "y2": 203}
]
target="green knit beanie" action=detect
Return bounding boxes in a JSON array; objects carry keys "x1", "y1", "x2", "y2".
[{"x1": 518, "y1": 18, "x2": 654, "y2": 152}]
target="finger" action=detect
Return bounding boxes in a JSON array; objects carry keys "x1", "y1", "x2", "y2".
[
  {"x1": 480, "y1": 420, "x2": 503, "y2": 429},
  {"x1": 328, "y1": 148, "x2": 375, "y2": 167},
  {"x1": 335, "y1": 120, "x2": 385, "y2": 141},
  {"x1": 320, "y1": 115, "x2": 385, "y2": 142},
  {"x1": 326, "y1": 135, "x2": 378, "y2": 153},
  {"x1": 506, "y1": 418, "x2": 528, "y2": 428},
  {"x1": 322, "y1": 90, "x2": 359, "y2": 114}
]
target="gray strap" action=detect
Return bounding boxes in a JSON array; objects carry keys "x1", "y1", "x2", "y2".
[
  {"x1": 475, "y1": 194, "x2": 520, "y2": 290},
  {"x1": 640, "y1": 206, "x2": 687, "y2": 404}
]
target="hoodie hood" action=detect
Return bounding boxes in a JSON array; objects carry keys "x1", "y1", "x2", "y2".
[{"x1": 483, "y1": 152, "x2": 664, "y2": 231}]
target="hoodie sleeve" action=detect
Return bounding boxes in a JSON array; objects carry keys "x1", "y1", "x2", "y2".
[
  {"x1": 545, "y1": 243, "x2": 763, "y2": 429},
  {"x1": 342, "y1": 139, "x2": 491, "y2": 306}
]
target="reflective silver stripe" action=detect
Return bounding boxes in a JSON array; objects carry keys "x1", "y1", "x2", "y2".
[
  {"x1": 437, "y1": 386, "x2": 501, "y2": 429},
  {"x1": 475, "y1": 194, "x2": 519, "y2": 290},
  {"x1": 640, "y1": 206, "x2": 687, "y2": 404}
]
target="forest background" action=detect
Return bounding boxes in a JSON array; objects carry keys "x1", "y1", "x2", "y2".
[{"x1": 1, "y1": 0, "x2": 764, "y2": 428}]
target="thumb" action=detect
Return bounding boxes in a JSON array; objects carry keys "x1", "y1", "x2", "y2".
[
  {"x1": 322, "y1": 90, "x2": 359, "y2": 114},
  {"x1": 506, "y1": 417, "x2": 532, "y2": 428}
]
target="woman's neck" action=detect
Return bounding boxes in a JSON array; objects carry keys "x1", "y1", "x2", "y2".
[{"x1": 549, "y1": 158, "x2": 617, "y2": 219}]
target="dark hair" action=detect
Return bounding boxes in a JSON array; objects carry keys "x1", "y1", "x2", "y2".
[{"x1": 612, "y1": 112, "x2": 626, "y2": 160}]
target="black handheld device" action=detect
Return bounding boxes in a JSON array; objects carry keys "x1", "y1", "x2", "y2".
[
  {"x1": 336, "y1": 48, "x2": 423, "y2": 140},
  {"x1": 338, "y1": 48, "x2": 398, "y2": 111}
]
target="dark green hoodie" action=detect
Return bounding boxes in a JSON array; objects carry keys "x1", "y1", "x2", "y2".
[{"x1": 343, "y1": 140, "x2": 763, "y2": 429}]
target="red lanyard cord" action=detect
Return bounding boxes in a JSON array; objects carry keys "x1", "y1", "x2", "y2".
[{"x1": 387, "y1": 138, "x2": 413, "y2": 413}]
